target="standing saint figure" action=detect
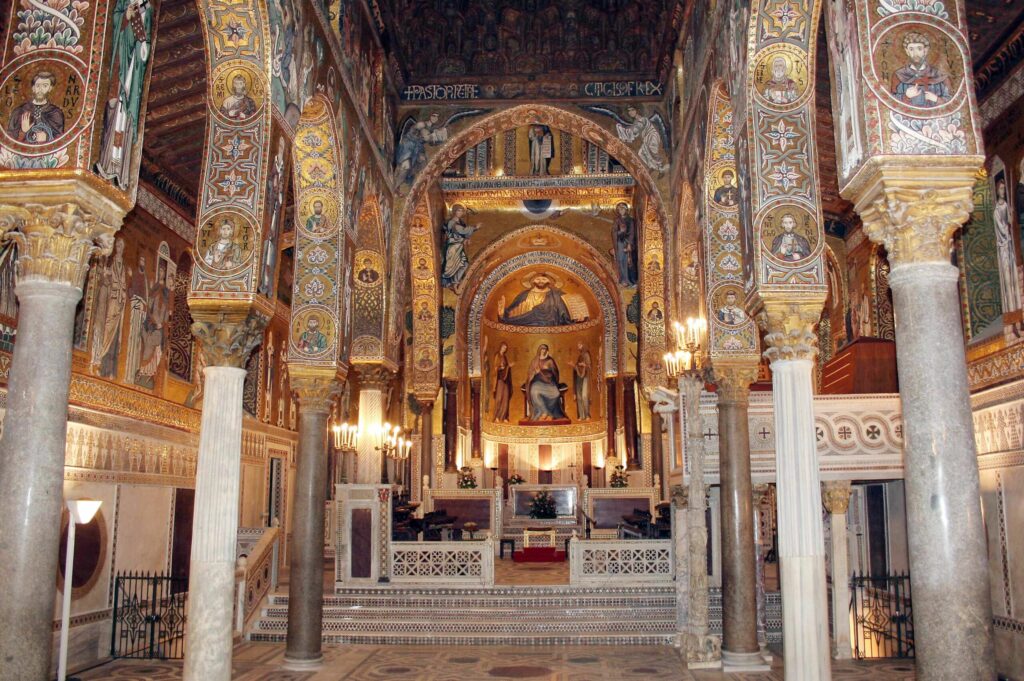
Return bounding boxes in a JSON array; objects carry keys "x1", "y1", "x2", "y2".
[
  {"x1": 525, "y1": 344, "x2": 567, "y2": 421},
  {"x1": 135, "y1": 260, "x2": 172, "y2": 389},
  {"x1": 890, "y1": 32, "x2": 951, "y2": 108},
  {"x1": 258, "y1": 139, "x2": 286, "y2": 296},
  {"x1": 573, "y1": 342, "x2": 592, "y2": 420},
  {"x1": 491, "y1": 342, "x2": 513, "y2": 422},
  {"x1": 440, "y1": 204, "x2": 481, "y2": 289},
  {"x1": 994, "y1": 177, "x2": 1022, "y2": 313},
  {"x1": 613, "y1": 202, "x2": 638, "y2": 286},
  {"x1": 91, "y1": 238, "x2": 128, "y2": 378},
  {"x1": 528, "y1": 124, "x2": 554, "y2": 175},
  {"x1": 95, "y1": 0, "x2": 153, "y2": 188}
]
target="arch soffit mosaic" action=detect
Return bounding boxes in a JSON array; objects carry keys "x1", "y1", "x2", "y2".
[
  {"x1": 458, "y1": 226, "x2": 623, "y2": 378},
  {"x1": 351, "y1": 193, "x2": 388, "y2": 362}
]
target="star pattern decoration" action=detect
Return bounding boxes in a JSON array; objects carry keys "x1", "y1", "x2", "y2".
[
  {"x1": 218, "y1": 171, "x2": 248, "y2": 196},
  {"x1": 223, "y1": 19, "x2": 246, "y2": 44},
  {"x1": 767, "y1": 163, "x2": 801, "y2": 190},
  {"x1": 220, "y1": 133, "x2": 252, "y2": 160},
  {"x1": 766, "y1": 119, "x2": 799, "y2": 152}
]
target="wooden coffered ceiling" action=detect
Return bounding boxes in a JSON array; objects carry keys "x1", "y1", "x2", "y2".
[{"x1": 141, "y1": 0, "x2": 207, "y2": 214}]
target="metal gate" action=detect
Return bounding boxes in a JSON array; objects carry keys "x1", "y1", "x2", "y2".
[
  {"x1": 850, "y1": 572, "x2": 914, "y2": 659},
  {"x1": 111, "y1": 572, "x2": 188, "y2": 659}
]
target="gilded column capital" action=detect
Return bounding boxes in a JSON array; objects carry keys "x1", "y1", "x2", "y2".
[
  {"x1": 416, "y1": 397, "x2": 435, "y2": 411},
  {"x1": 756, "y1": 300, "x2": 823, "y2": 363},
  {"x1": 355, "y1": 364, "x2": 395, "y2": 391},
  {"x1": 289, "y1": 371, "x2": 341, "y2": 413},
  {"x1": 821, "y1": 481, "x2": 853, "y2": 515},
  {"x1": 0, "y1": 202, "x2": 119, "y2": 289},
  {"x1": 847, "y1": 158, "x2": 982, "y2": 268},
  {"x1": 190, "y1": 306, "x2": 269, "y2": 369},
  {"x1": 712, "y1": 361, "x2": 760, "y2": 404}
]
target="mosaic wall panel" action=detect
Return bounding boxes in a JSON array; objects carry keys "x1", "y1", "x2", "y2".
[
  {"x1": 704, "y1": 84, "x2": 759, "y2": 359},
  {"x1": 826, "y1": 0, "x2": 983, "y2": 191},
  {"x1": 961, "y1": 171, "x2": 1002, "y2": 339},
  {"x1": 409, "y1": 198, "x2": 439, "y2": 396},
  {"x1": 189, "y1": 0, "x2": 273, "y2": 299},
  {"x1": 745, "y1": 0, "x2": 827, "y2": 299},
  {"x1": 288, "y1": 96, "x2": 345, "y2": 371},
  {"x1": 639, "y1": 201, "x2": 668, "y2": 385}
]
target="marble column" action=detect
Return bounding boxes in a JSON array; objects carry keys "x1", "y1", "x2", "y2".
[
  {"x1": 354, "y1": 366, "x2": 391, "y2": 484},
  {"x1": 714, "y1": 363, "x2": 766, "y2": 672},
  {"x1": 856, "y1": 170, "x2": 995, "y2": 680},
  {"x1": 822, "y1": 481, "x2": 853, "y2": 660},
  {"x1": 650, "y1": 406, "x2": 664, "y2": 494},
  {"x1": 679, "y1": 373, "x2": 721, "y2": 668},
  {"x1": 285, "y1": 375, "x2": 339, "y2": 666},
  {"x1": 752, "y1": 484, "x2": 772, "y2": 656},
  {"x1": 671, "y1": 484, "x2": 691, "y2": 644},
  {"x1": 444, "y1": 380, "x2": 458, "y2": 472},
  {"x1": 759, "y1": 302, "x2": 830, "y2": 681},
  {"x1": 0, "y1": 198, "x2": 120, "y2": 681},
  {"x1": 184, "y1": 313, "x2": 267, "y2": 681},
  {"x1": 418, "y1": 399, "x2": 434, "y2": 493}
]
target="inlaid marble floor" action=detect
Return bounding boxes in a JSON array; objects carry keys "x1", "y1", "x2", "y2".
[{"x1": 78, "y1": 643, "x2": 917, "y2": 680}]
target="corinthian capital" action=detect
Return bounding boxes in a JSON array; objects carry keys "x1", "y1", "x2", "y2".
[
  {"x1": 0, "y1": 202, "x2": 119, "y2": 289},
  {"x1": 289, "y1": 371, "x2": 341, "y2": 413},
  {"x1": 712, "y1": 361, "x2": 760, "y2": 404},
  {"x1": 756, "y1": 300, "x2": 823, "y2": 363},
  {"x1": 355, "y1": 364, "x2": 395, "y2": 390},
  {"x1": 821, "y1": 480, "x2": 853, "y2": 515},
  {"x1": 847, "y1": 158, "x2": 982, "y2": 268},
  {"x1": 190, "y1": 306, "x2": 269, "y2": 368}
]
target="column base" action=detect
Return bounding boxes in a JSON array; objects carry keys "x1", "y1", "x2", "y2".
[
  {"x1": 282, "y1": 653, "x2": 324, "y2": 670},
  {"x1": 722, "y1": 649, "x2": 771, "y2": 672}
]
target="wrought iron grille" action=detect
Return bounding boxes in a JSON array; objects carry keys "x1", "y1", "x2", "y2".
[
  {"x1": 111, "y1": 572, "x2": 188, "y2": 660},
  {"x1": 851, "y1": 571, "x2": 914, "y2": 659}
]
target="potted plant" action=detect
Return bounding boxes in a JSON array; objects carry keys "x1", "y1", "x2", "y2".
[
  {"x1": 529, "y1": 490, "x2": 557, "y2": 519},
  {"x1": 609, "y1": 464, "x2": 629, "y2": 488},
  {"x1": 457, "y1": 466, "x2": 477, "y2": 489}
]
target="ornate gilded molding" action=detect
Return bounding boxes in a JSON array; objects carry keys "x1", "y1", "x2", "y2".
[
  {"x1": 757, "y1": 300, "x2": 823, "y2": 363},
  {"x1": 847, "y1": 159, "x2": 982, "y2": 267},
  {"x1": 821, "y1": 480, "x2": 852, "y2": 515},
  {"x1": 289, "y1": 372, "x2": 341, "y2": 413},
  {"x1": 0, "y1": 202, "x2": 119, "y2": 289},
  {"x1": 190, "y1": 306, "x2": 270, "y2": 368},
  {"x1": 712, "y1": 362, "x2": 760, "y2": 405}
]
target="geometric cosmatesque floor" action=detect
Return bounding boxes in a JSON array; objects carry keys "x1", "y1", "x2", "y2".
[{"x1": 76, "y1": 643, "x2": 917, "y2": 680}]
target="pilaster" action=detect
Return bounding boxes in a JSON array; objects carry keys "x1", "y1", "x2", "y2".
[{"x1": 821, "y1": 481, "x2": 853, "y2": 660}]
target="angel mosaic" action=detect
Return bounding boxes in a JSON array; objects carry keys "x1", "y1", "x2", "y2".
[
  {"x1": 582, "y1": 105, "x2": 670, "y2": 175},
  {"x1": 394, "y1": 109, "x2": 486, "y2": 190}
]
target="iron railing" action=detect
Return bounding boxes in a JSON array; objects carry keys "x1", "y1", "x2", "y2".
[
  {"x1": 850, "y1": 571, "x2": 914, "y2": 659},
  {"x1": 111, "y1": 572, "x2": 188, "y2": 660}
]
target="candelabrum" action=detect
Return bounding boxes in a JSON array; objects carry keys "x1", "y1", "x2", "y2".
[
  {"x1": 376, "y1": 422, "x2": 412, "y2": 486},
  {"x1": 662, "y1": 315, "x2": 720, "y2": 665},
  {"x1": 331, "y1": 422, "x2": 359, "y2": 484}
]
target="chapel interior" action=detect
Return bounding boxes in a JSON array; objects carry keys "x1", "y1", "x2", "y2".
[{"x1": 0, "y1": 0, "x2": 1023, "y2": 679}]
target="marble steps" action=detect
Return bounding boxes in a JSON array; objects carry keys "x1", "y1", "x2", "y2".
[{"x1": 248, "y1": 586, "x2": 679, "y2": 645}]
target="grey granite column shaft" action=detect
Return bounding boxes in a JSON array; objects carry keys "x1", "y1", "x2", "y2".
[
  {"x1": 420, "y1": 400, "x2": 434, "y2": 495},
  {"x1": 285, "y1": 404, "x2": 330, "y2": 665},
  {"x1": 183, "y1": 366, "x2": 247, "y2": 681},
  {"x1": 716, "y1": 380, "x2": 762, "y2": 668},
  {"x1": 0, "y1": 281, "x2": 81, "y2": 681},
  {"x1": 889, "y1": 261, "x2": 994, "y2": 680}
]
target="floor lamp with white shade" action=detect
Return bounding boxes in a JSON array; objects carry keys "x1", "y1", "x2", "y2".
[{"x1": 58, "y1": 499, "x2": 102, "y2": 681}]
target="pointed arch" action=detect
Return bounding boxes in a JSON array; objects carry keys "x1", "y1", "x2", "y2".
[
  {"x1": 286, "y1": 95, "x2": 346, "y2": 373},
  {"x1": 703, "y1": 82, "x2": 759, "y2": 361}
]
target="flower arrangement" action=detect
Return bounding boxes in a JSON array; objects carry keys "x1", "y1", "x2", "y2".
[
  {"x1": 508, "y1": 473, "x2": 525, "y2": 485},
  {"x1": 457, "y1": 466, "x2": 477, "y2": 489},
  {"x1": 609, "y1": 464, "x2": 629, "y2": 488},
  {"x1": 529, "y1": 490, "x2": 557, "y2": 519}
]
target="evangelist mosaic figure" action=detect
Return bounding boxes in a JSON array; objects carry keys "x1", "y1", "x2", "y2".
[{"x1": 6, "y1": 71, "x2": 64, "y2": 144}]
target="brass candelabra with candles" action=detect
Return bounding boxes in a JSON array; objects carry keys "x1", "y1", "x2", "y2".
[
  {"x1": 376, "y1": 422, "x2": 412, "y2": 485},
  {"x1": 663, "y1": 316, "x2": 708, "y2": 379},
  {"x1": 330, "y1": 422, "x2": 359, "y2": 484}
]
